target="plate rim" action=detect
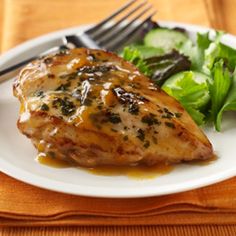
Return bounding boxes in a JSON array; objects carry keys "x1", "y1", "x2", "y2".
[
  {"x1": 0, "y1": 21, "x2": 236, "y2": 198},
  {"x1": 0, "y1": 155, "x2": 236, "y2": 198}
]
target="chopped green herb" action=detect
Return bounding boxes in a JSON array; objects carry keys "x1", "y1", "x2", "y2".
[
  {"x1": 128, "y1": 103, "x2": 139, "y2": 115},
  {"x1": 78, "y1": 65, "x2": 115, "y2": 74},
  {"x1": 165, "y1": 122, "x2": 175, "y2": 128},
  {"x1": 108, "y1": 113, "x2": 121, "y2": 124},
  {"x1": 161, "y1": 114, "x2": 172, "y2": 119},
  {"x1": 40, "y1": 103, "x2": 49, "y2": 111},
  {"x1": 175, "y1": 112, "x2": 182, "y2": 118},
  {"x1": 141, "y1": 114, "x2": 160, "y2": 126},
  {"x1": 56, "y1": 82, "x2": 71, "y2": 91},
  {"x1": 137, "y1": 129, "x2": 145, "y2": 141},
  {"x1": 163, "y1": 108, "x2": 174, "y2": 116},
  {"x1": 53, "y1": 97, "x2": 76, "y2": 116}
]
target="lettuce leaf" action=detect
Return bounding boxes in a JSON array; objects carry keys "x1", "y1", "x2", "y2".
[
  {"x1": 203, "y1": 32, "x2": 236, "y2": 75},
  {"x1": 185, "y1": 106, "x2": 205, "y2": 125},
  {"x1": 218, "y1": 43, "x2": 236, "y2": 71},
  {"x1": 197, "y1": 32, "x2": 212, "y2": 50},
  {"x1": 178, "y1": 40, "x2": 200, "y2": 70},
  {"x1": 178, "y1": 32, "x2": 212, "y2": 71},
  {"x1": 216, "y1": 68, "x2": 236, "y2": 130},
  {"x1": 162, "y1": 71, "x2": 211, "y2": 125},
  {"x1": 121, "y1": 47, "x2": 152, "y2": 76},
  {"x1": 203, "y1": 32, "x2": 224, "y2": 74},
  {"x1": 209, "y1": 60, "x2": 231, "y2": 131}
]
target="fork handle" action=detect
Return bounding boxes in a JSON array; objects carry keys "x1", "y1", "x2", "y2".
[
  {"x1": 0, "y1": 34, "x2": 99, "y2": 84},
  {"x1": 0, "y1": 43, "x2": 67, "y2": 84},
  {"x1": 0, "y1": 56, "x2": 37, "y2": 84}
]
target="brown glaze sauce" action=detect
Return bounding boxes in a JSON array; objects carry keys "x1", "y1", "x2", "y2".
[
  {"x1": 36, "y1": 153, "x2": 73, "y2": 168},
  {"x1": 87, "y1": 163, "x2": 174, "y2": 179},
  {"x1": 36, "y1": 153, "x2": 217, "y2": 180}
]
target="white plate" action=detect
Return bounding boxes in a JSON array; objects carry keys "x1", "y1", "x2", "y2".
[{"x1": 0, "y1": 22, "x2": 236, "y2": 198}]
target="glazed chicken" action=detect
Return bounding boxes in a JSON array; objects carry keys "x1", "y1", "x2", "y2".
[{"x1": 13, "y1": 48, "x2": 213, "y2": 167}]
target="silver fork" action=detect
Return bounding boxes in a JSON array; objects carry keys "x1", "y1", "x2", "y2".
[{"x1": 0, "y1": 0, "x2": 156, "y2": 83}]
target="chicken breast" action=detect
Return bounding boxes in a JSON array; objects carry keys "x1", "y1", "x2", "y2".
[{"x1": 13, "y1": 48, "x2": 213, "y2": 167}]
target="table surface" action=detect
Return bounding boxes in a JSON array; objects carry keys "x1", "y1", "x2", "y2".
[
  {"x1": 0, "y1": 0, "x2": 236, "y2": 235},
  {"x1": 0, "y1": 0, "x2": 235, "y2": 52}
]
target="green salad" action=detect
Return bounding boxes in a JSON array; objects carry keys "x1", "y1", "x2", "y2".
[{"x1": 121, "y1": 26, "x2": 236, "y2": 131}]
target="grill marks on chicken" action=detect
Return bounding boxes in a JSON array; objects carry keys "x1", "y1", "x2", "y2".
[{"x1": 13, "y1": 48, "x2": 213, "y2": 167}]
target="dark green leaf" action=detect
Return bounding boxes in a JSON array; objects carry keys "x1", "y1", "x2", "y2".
[
  {"x1": 145, "y1": 50, "x2": 191, "y2": 85},
  {"x1": 197, "y1": 32, "x2": 212, "y2": 51}
]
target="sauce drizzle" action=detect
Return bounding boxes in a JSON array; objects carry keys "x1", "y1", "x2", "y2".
[{"x1": 36, "y1": 154, "x2": 217, "y2": 180}]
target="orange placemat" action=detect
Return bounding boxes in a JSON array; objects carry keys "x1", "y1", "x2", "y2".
[
  {"x1": 1, "y1": 225, "x2": 236, "y2": 236},
  {"x1": 0, "y1": 171, "x2": 236, "y2": 227}
]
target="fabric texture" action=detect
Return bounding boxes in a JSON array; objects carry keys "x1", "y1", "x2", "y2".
[
  {"x1": 1, "y1": 226, "x2": 236, "y2": 236},
  {"x1": 0, "y1": 172, "x2": 236, "y2": 227}
]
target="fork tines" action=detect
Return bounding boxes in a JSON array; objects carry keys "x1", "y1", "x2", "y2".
[{"x1": 85, "y1": 0, "x2": 156, "y2": 51}]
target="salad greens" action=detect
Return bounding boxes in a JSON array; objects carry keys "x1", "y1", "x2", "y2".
[
  {"x1": 203, "y1": 32, "x2": 236, "y2": 74},
  {"x1": 128, "y1": 45, "x2": 164, "y2": 58},
  {"x1": 122, "y1": 47, "x2": 191, "y2": 85},
  {"x1": 216, "y1": 69, "x2": 236, "y2": 131},
  {"x1": 144, "y1": 50, "x2": 191, "y2": 84},
  {"x1": 121, "y1": 24, "x2": 236, "y2": 131},
  {"x1": 162, "y1": 71, "x2": 211, "y2": 125},
  {"x1": 122, "y1": 47, "x2": 151, "y2": 76},
  {"x1": 178, "y1": 32, "x2": 211, "y2": 70},
  {"x1": 210, "y1": 60, "x2": 231, "y2": 131}
]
